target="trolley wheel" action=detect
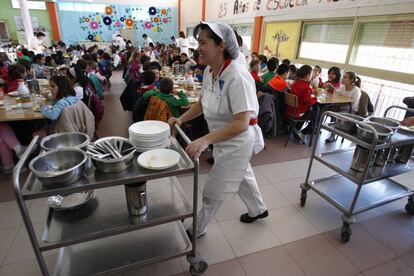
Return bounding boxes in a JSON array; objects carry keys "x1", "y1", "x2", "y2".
[
  {"x1": 189, "y1": 261, "x2": 208, "y2": 275},
  {"x1": 300, "y1": 190, "x2": 307, "y2": 207},
  {"x1": 340, "y1": 223, "x2": 352, "y2": 243},
  {"x1": 405, "y1": 201, "x2": 414, "y2": 215}
]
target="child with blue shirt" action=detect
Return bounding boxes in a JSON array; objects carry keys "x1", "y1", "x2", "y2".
[{"x1": 41, "y1": 75, "x2": 78, "y2": 120}]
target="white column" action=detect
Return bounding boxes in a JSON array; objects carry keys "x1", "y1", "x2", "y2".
[{"x1": 18, "y1": 0, "x2": 34, "y2": 47}]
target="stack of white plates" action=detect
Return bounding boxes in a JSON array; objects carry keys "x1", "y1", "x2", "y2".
[{"x1": 129, "y1": 121, "x2": 171, "y2": 152}]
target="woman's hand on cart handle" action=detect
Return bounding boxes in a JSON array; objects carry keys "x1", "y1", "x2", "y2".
[
  {"x1": 186, "y1": 137, "x2": 210, "y2": 159},
  {"x1": 168, "y1": 117, "x2": 183, "y2": 135}
]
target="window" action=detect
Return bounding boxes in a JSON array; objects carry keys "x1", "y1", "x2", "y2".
[
  {"x1": 231, "y1": 24, "x2": 253, "y2": 50},
  {"x1": 11, "y1": 0, "x2": 46, "y2": 10},
  {"x1": 58, "y1": 2, "x2": 106, "y2": 12},
  {"x1": 299, "y1": 22, "x2": 353, "y2": 63},
  {"x1": 350, "y1": 21, "x2": 414, "y2": 74}
]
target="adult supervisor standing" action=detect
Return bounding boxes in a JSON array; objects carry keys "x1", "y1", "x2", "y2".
[{"x1": 169, "y1": 22, "x2": 268, "y2": 238}]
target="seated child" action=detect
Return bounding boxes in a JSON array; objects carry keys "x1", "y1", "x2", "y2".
[
  {"x1": 138, "y1": 71, "x2": 156, "y2": 94},
  {"x1": 143, "y1": 77, "x2": 189, "y2": 118}
]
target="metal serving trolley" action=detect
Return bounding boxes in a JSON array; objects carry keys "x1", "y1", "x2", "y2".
[
  {"x1": 12, "y1": 125, "x2": 208, "y2": 275},
  {"x1": 300, "y1": 106, "x2": 414, "y2": 243}
]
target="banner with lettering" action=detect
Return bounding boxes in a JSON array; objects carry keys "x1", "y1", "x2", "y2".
[{"x1": 211, "y1": 0, "x2": 414, "y2": 21}]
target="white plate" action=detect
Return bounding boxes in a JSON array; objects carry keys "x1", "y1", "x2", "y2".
[
  {"x1": 131, "y1": 138, "x2": 168, "y2": 147},
  {"x1": 8, "y1": 91, "x2": 19, "y2": 97},
  {"x1": 134, "y1": 140, "x2": 171, "y2": 153},
  {"x1": 137, "y1": 149, "x2": 180, "y2": 170},
  {"x1": 129, "y1": 121, "x2": 170, "y2": 137},
  {"x1": 399, "y1": 126, "x2": 414, "y2": 134}
]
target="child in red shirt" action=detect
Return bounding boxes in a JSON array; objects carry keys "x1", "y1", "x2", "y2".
[
  {"x1": 250, "y1": 59, "x2": 263, "y2": 91},
  {"x1": 286, "y1": 65, "x2": 318, "y2": 144}
]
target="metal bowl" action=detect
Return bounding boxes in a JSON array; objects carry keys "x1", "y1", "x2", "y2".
[
  {"x1": 41, "y1": 132, "x2": 90, "y2": 151},
  {"x1": 366, "y1": 117, "x2": 400, "y2": 133},
  {"x1": 335, "y1": 113, "x2": 364, "y2": 132},
  {"x1": 29, "y1": 148, "x2": 88, "y2": 187},
  {"x1": 357, "y1": 122, "x2": 394, "y2": 143},
  {"x1": 89, "y1": 137, "x2": 136, "y2": 173}
]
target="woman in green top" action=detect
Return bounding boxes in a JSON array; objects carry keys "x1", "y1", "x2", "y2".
[
  {"x1": 261, "y1": 57, "x2": 279, "y2": 84},
  {"x1": 143, "y1": 77, "x2": 189, "y2": 117}
]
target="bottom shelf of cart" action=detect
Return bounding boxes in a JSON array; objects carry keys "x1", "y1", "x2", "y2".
[
  {"x1": 54, "y1": 221, "x2": 191, "y2": 276},
  {"x1": 309, "y1": 175, "x2": 413, "y2": 215}
]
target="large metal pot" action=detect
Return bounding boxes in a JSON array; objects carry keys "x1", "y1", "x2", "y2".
[
  {"x1": 351, "y1": 146, "x2": 371, "y2": 172},
  {"x1": 89, "y1": 137, "x2": 136, "y2": 173},
  {"x1": 357, "y1": 122, "x2": 393, "y2": 143},
  {"x1": 366, "y1": 117, "x2": 400, "y2": 133},
  {"x1": 29, "y1": 148, "x2": 87, "y2": 187},
  {"x1": 41, "y1": 132, "x2": 90, "y2": 151},
  {"x1": 335, "y1": 113, "x2": 364, "y2": 132}
]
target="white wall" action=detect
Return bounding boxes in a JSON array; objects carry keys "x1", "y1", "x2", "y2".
[
  {"x1": 57, "y1": 0, "x2": 178, "y2": 7},
  {"x1": 180, "y1": 0, "x2": 202, "y2": 33}
]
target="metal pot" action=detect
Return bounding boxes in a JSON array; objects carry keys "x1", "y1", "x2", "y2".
[
  {"x1": 351, "y1": 146, "x2": 371, "y2": 172},
  {"x1": 125, "y1": 182, "x2": 147, "y2": 216},
  {"x1": 366, "y1": 117, "x2": 400, "y2": 133},
  {"x1": 335, "y1": 113, "x2": 364, "y2": 132},
  {"x1": 357, "y1": 122, "x2": 393, "y2": 143},
  {"x1": 29, "y1": 148, "x2": 87, "y2": 187},
  {"x1": 89, "y1": 137, "x2": 136, "y2": 173},
  {"x1": 41, "y1": 132, "x2": 90, "y2": 151},
  {"x1": 373, "y1": 148, "x2": 389, "y2": 167},
  {"x1": 396, "y1": 144, "x2": 414, "y2": 163}
]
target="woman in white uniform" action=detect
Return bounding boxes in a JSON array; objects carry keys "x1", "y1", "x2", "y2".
[
  {"x1": 176, "y1": 31, "x2": 189, "y2": 56},
  {"x1": 169, "y1": 22, "x2": 268, "y2": 238}
]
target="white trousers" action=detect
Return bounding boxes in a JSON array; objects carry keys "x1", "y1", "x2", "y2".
[{"x1": 191, "y1": 163, "x2": 267, "y2": 237}]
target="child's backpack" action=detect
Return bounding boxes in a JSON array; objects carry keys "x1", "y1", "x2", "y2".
[
  {"x1": 84, "y1": 86, "x2": 105, "y2": 128},
  {"x1": 144, "y1": 96, "x2": 171, "y2": 122}
]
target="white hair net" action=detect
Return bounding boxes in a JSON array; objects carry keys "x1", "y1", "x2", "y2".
[{"x1": 200, "y1": 21, "x2": 240, "y2": 60}]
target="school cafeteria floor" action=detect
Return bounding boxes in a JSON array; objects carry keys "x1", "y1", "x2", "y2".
[{"x1": 0, "y1": 71, "x2": 413, "y2": 276}]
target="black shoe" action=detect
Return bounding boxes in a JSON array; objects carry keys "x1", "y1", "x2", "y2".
[
  {"x1": 293, "y1": 132, "x2": 305, "y2": 145},
  {"x1": 206, "y1": 157, "x2": 214, "y2": 165},
  {"x1": 240, "y1": 210, "x2": 269, "y2": 223}
]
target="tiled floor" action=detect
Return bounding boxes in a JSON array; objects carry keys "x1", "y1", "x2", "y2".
[{"x1": 1, "y1": 71, "x2": 414, "y2": 275}]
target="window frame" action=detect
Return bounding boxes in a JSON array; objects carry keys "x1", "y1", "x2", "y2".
[
  {"x1": 11, "y1": 0, "x2": 47, "y2": 10},
  {"x1": 292, "y1": 14, "x2": 414, "y2": 85}
]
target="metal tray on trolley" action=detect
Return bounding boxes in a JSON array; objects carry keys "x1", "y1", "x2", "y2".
[{"x1": 21, "y1": 137, "x2": 194, "y2": 200}]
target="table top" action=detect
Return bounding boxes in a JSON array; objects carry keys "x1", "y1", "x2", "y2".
[
  {"x1": 0, "y1": 96, "x2": 45, "y2": 122},
  {"x1": 317, "y1": 95, "x2": 354, "y2": 104}
]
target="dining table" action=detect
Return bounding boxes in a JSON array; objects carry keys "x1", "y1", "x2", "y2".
[{"x1": 0, "y1": 95, "x2": 45, "y2": 123}]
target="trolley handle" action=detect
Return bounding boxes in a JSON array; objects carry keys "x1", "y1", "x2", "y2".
[
  {"x1": 174, "y1": 124, "x2": 200, "y2": 164},
  {"x1": 384, "y1": 105, "x2": 414, "y2": 119},
  {"x1": 323, "y1": 111, "x2": 379, "y2": 145},
  {"x1": 13, "y1": 135, "x2": 39, "y2": 192}
]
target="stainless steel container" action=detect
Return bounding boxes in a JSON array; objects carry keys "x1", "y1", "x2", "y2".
[
  {"x1": 356, "y1": 122, "x2": 393, "y2": 143},
  {"x1": 41, "y1": 132, "x2": 90, "y2": 151},
  {"x1": 90, "y1": 137, "x2": 136, "y2": 173},
  {"x1": 396, "y1": 145, "x2": 414, "y2": 163},
  {"x1": 373, "y1": 148, "x2": 389, "y2": 167},
  {"x1": 351, "y1": 146, "x2": 371, "y2": 172},
  {"x1": 335, "y1": 113, "x2": 364, "y2": 132},
  {"x1": 26, "y1": 79, "x2": 40, "y2": 94},
  {"x1": 125, "y1": 182, "x2": 147, "y2": 216},
  {"x1": 367, "y1": 117, "x2": 400, "y2": 133},
  {"x1": 387, "y1": 147, "x2": 399, "y2": 163},
  {"x1": 29, "y1": 148, "x2": 87, "y2": 187}
]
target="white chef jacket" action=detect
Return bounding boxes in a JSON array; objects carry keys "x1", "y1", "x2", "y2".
[
  {"x1": 200, "y1": 61, "x2": 264, "y2": 201},
  {"x1": 143, "y1": 37, "x2": 154, "y2": 49},
  {"x1": 116, "y1": 36, "x2": 126, "y2": 51},
  {"x1": 177, "y1": 37, "x2": 189, "y2": 56},
  {"x1": 29, "y1": 37, "x2": 44, "y2": 55}
]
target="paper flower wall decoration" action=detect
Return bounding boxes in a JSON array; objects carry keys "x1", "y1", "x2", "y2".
[
  {"x1": 149, "y1": 7, "x2": 157, "y2": 15},
  {"x1": 103, "y1": 16, "x2": 112, "y2": 26},
  {"x1": 105, "y1": 6, "x2": 113, "y2": 15},
  {"x1": 125, "y1": 18, "x2": 134, "y2": 27},
  {"x1": 90, "y1": 21, "x2": 99, "y2": 30}
]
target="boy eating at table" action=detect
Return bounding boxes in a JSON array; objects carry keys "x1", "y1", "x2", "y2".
[{"x1": 143, "y1": 77, "x2": 189, "y2": 118}]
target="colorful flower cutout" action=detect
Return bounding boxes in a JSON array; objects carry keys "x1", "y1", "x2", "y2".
[
  {"x1": 152, "y1": 26, "x2": 158, "y2": 32},
  {"x1": 161, "y1": 9, "x2": 167, "y2": 15},
  {"x1": 144, "y1": 21, "x2": 152, "y2": 29},
  {"x1": 85, "y1": 17, "x2": 90, "y2": 22},
  {"x1": 95, "y1": 35, "x2": 101, "y2": 42},
  {"x1": 90, "y1": 21, "x2": 99, "y2": 30},
  {"x1": 154, "y1": 17, "x2": 159, "y2": 23},
  {"x1": 105, "y1": 6, "x2": 113, "y2": 15},
  {"x1": 149, "y1": 7, "x2": 156, "y2": 15},
  {"x1": 120, "y1": 17, "x2": 125, "y2": 22},
  {"x1": 116, "y1": 21, "x2": 121, "y2": 27},
  {"x1": 163, "y1": 18, "x2": 168, "y2": 23},
  {"x1": 125, "y1": 18, "x2": 134, "y2": 27},
  {"x1": 103, "y1": 16, "x2": 112, "y2": 26},
  {"x1": 87, "y1": 34, "x2": 94, "y2": 41}
]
